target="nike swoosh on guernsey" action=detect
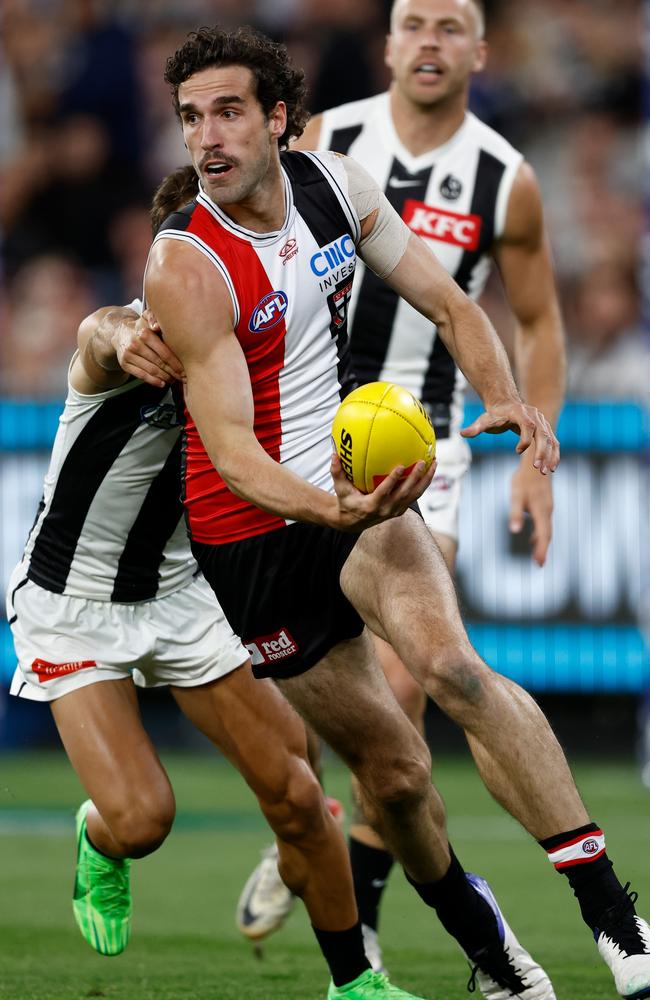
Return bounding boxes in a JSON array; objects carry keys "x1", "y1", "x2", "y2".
[{"x1": 388, "y1": 177, "x2": 421, "y2": 188}]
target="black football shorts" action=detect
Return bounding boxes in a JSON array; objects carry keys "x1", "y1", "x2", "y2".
[{"x1": 192, "y1": 521, "x2": 365, "y2": 679}]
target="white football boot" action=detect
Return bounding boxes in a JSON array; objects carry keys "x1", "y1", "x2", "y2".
[
  {"x1": 236, "y1": 843, "x2": 295, "y2": 941},
  {"x1": 595, "y1": 883, "x2": 650, "y2": 998},
  {"x1": 464, "y1": 874, "x2": 556, "y2": 999}
]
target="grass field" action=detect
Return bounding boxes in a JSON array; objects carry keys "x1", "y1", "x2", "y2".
[{"x1": 0, "y1": 750, "x2": 648, "y2": 1000}]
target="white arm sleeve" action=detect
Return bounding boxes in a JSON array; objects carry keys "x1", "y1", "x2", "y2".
[{"x1": 341, "y1": 155, "x2": 411, "y2": 280}]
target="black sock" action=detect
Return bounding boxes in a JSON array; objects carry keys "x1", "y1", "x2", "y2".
[
  {"x1": 312, "y1": 922, "x2": 371, "y2": 987},
  {"x1": 349, "y1": 837, "x2": 395, "y2": 931},
  {"x1": 540, "y1": 823, "x2": 628, "y2": 930},
  {"x1": 405, "y1": 848, "x2": 499, "y2": 956}
]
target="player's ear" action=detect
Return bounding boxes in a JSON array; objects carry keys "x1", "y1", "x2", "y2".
[
  {"x1": 473, "y1": 39, "x2": 488, "y2": 74},
  {"x1": 268, "y1": 101, "x2": 287, "y2": 141}
]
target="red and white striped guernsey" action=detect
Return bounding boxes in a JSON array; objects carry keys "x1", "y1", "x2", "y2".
[{"x1": 153, "y1": 150, "x2": 360, "y2": 544}]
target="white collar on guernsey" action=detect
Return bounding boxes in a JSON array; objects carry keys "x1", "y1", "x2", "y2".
[
  {"x1": 377, "y1": 91, "x2": 474, "y2": 174},
  {"x1": 196, "y1": 167, "x2": 295, "y2": 246}
]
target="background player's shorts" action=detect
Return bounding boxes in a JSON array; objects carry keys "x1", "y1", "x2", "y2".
[
  {"x1": 417, "y1": 434, "x2": 471, "y2": 543},
  {"x1": 193, "y1": 522, "x2": 365, "y2": 681},
  {"x1": 7, "y1": 568, "x2": 248, "y2": 703}
]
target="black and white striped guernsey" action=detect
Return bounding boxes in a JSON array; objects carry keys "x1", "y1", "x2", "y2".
[
  {"x1": 318, "y1": 94, "x2": 523, "y2": 438},
  {"x1": 20, "y1": 373, "x2": 193, "y2": 602}
]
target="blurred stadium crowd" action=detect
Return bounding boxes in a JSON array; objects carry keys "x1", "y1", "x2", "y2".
[{"x1": 0, "y1": 0, "x2": 647, "y2": 400}]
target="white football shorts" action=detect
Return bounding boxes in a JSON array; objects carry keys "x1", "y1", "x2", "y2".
[
  {"x1": 417, "y1": 434, "x2": 472, "y2": 543},
  {"x1": 7, "y1": 568, "x2": 249, "y2": 703}
]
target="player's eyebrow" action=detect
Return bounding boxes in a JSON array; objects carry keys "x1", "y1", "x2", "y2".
[{"x1": 179, "y1": 95, "x2": 245, "y2": 114}]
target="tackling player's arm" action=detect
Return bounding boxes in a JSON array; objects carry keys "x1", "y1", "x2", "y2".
[
  {"x1": 343, "y1": 156, "x2": 559, "y2": 475},
  {"x1": 72, "y1": 306, "x2": 185, "y2": 395},
  {"x1": 145, "y1": 239, "x2": 434, "y2": 533},
  {"x1": 493, "y1": 162, "x2": 566, "y2": 564}
]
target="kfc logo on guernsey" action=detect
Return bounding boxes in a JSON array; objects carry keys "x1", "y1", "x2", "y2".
[
  {"x1": 245, "y1": 628, "x2": 299, "y2": 666},
  {"x1": 248, "y1": 290, "x2": 289, "y2": 333},
  {"x1": 31, "y1": 658, "x2": 96, "y2": 683},
  {"x1": 310, "y1": 235, "x2": 356, "y2": 292},
  {"x1": 403, "y1": 200, "x2": 482, "y2": 251}
]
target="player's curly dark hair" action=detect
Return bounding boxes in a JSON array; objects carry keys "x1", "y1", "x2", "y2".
[
  {"x1": 150, "y1": 165, "x2": 199, "y2": 235},
  {"x1": 164, "y1": 26, "x2": 309, "y2": 150}
]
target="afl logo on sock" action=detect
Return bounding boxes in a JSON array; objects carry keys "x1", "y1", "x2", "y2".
[{"x1": 582, "y1": 839, "x2": 600, "y2": 855}]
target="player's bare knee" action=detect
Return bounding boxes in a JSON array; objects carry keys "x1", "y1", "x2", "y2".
[
  {"x1": 110, "y1": 796, "x2": 176, "y2": 858},
  {"x1": 364, "y1": 747, "x2": 432, "y2": 815}
]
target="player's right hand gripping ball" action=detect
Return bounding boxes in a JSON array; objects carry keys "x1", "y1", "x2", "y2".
[{"x1": 332, "y1": 382, "x2": 436, "y2": 494}]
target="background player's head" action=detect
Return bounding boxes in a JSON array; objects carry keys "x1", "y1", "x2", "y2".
[
  {"x1": 150, "y1": 165, "x2": 200, "y2": 235},
  {"x1": 387, "y1": 0, "x2": 487, "y2": 110},
  {"x1": 164, "y1": 26, "x2": 308, "y2": 207}
]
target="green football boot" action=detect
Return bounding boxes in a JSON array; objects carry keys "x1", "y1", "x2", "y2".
[
  {"x1": 327, "y1": 969, "x2": 427, "y2": 999},
  {"x1": 72, "y1": 800, "x2": 132, "y2": 956}
]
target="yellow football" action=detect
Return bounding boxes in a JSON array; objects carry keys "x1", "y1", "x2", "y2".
[{"x1": 332, "y1": 382, "x2": 436, "y2": 494}]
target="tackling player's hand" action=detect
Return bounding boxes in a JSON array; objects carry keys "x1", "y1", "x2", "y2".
[
  {"x1": 461, "y1": 401, "x2": 559, "y2": 475},
  {"x1": 113, "y1": 310, "x2": 185, "y2": 388},
  {"x1": 510, "y1": 453, "x2": 554, "y2": 566},
  {"x1": 330, "y1": 453, "x2": 437, "y2": 532}
]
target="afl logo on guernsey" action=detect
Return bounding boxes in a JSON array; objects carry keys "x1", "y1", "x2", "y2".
[{"x1": 249, "y1": 291, "x2": 289, "y2": 333}]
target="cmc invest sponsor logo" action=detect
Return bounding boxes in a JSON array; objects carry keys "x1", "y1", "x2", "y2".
[{"x1": 310, "y1": 235, "x2": 355, "y2": 277}]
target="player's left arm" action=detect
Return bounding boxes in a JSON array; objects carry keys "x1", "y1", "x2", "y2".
[{"x1": 492, "y1": 162, "x2": 567, "y2": 565}]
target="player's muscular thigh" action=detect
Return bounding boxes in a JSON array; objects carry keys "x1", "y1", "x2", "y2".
[{"x1": 341, "y1": 511, "x2": 484, "y2": 702}]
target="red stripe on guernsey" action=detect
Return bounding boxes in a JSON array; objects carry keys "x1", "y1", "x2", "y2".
[{"x1": 182, "y1": 204, "x2": 286, "y2": 543}]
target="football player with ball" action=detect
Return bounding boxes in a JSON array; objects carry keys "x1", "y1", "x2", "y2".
[
  {"x1": 147, "y1": 23, "x2": 650, "y2": 1000},
  {"x1": 247, "y1": 0, "x2": 567, "y2": 975}
]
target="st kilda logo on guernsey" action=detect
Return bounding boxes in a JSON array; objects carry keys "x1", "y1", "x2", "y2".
[
  {"x1": 249, "y1": 290, "x2": 289, "y2": 333},
  {"x1": 440, "y1": 174, "x2": 462, "y2": 200},
  {"x1": 327, "y1": 278, "x2": 353, "y2": 329},
  {"x1": 279, "y1": 238, "x2": 298, "y2": 265}
]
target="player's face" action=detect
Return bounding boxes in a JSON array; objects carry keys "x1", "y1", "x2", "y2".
[
  {"x1": 387, "y1": 0, "x2": 486, "y2": 109},
  {"x1": 178, "y1": 65, "x2": 286, "y2": 206}
]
